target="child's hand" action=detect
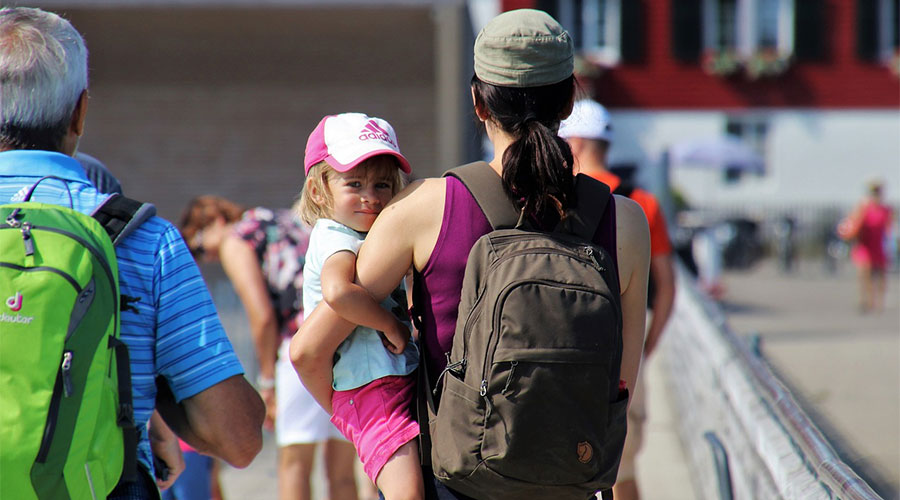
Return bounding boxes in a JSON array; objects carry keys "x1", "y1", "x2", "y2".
[{"x1": 379, "y1": 319, "x2": 410, "y2": 354}]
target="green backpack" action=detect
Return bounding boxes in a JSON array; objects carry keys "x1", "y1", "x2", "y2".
[{"x1": 1, "y1": 180, "x2": 154, "y2": 500}]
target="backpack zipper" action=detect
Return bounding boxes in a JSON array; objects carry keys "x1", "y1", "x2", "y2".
[
  {"x1": 84, "y1": 463, "x2": 98, "y2": 500},
  {"x1": 501, "y1": 361, "x2": 518, "y2": 394},
  {"x1": 35, "y1": 368, "x2": 64, "y2": 463},
  {"x1": 34, "y1": 349, "x2": 76, "y2": 463},
  {"x1": 0, "y1": 263, "x2": 83, "y2": 294},
  {"x1": 432, "y1": 356, "x2": 467, "y2": 397},
  {"x1": 62, "y1": 351, "x2": 74, "y2": 397},
  {"x1": 487, "y1": 245, "x2": 605, "y2": 274},
  {"x1": 21, "y1": 222, "x2": 35, "y2": 256}
]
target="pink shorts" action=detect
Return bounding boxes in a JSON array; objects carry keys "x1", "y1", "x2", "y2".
[{"x1": 330, "y1": 375, "x2": 419, "y2": 483}]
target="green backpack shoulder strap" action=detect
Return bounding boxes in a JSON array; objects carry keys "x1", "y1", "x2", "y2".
[
  {"x1": 91, "y1": 194, "x2": 156, "y2": 246},
  {"x1": 91, "y1": 194, "x2": 155, "y2": 484}
]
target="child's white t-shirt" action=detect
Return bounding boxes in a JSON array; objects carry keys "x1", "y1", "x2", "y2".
[{"x1": 302, "y1": 218, "x2": 418, "y2": 391}]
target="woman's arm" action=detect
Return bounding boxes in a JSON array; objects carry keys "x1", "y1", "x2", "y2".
[
  {"x1": 290, "y1": 303, "x2": 354, "y2": 413},
  {"x1": 219, "y1": 235, "x2": 280, "y2": 428},
  {"x1": 320, "y1": 250, "x2": 409, "y2": 353},
  {"x1": 613, "y1": 196, "x2": 651, "y2": 400},
  {"x1": 356, "y1": 178, "x2": 445, "y2": 298}
]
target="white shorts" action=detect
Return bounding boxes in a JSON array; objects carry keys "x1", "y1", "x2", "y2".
[{"x1": 275, "y1": 339, "x2": 346, "y2": 446}]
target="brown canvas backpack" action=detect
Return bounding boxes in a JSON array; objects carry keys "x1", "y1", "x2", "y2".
[{"x1": 417, "y1": 162, "x2": 629, "y2": 500}]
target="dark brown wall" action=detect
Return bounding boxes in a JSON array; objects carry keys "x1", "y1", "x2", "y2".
[{"x1": 59, "y1": 7, "x2": 436, "y2": 221}]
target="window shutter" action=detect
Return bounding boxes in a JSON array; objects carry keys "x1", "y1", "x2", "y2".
[
  {"x1": 671, "y1": 0, "x2": 703, "y2": 62},
  {"x1": 856, "y1": 0, "x2": 879, "y2": 61},
  {"x1": 795, "y1": 0, "x2": 827, "y2": 61},
  {"x1": 621, "y1": 0, "x2": 646, "y2": 63}
]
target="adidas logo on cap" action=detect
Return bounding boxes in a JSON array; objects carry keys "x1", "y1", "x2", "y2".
[{"x1": 359, "y1": 120, "x2": 398, "y2": 147}]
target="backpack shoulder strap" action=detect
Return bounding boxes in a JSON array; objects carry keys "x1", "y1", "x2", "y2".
[
  {"x1": 91, "y1": 194, "x2": 156, "y2": 246},
  {"x1": 561, "y1": 174, "x2": 611, "y2": 241},
  {"x1": 444, "y1": 163, "x2": 612, "y2": 238},
  {"x1": 443, "y1": 161, "x2": 519, "y2": 230}
]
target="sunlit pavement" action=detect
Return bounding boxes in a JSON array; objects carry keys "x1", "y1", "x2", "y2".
[{"x1": 719, "y1": 258, "x2": 900, "y2": 497}]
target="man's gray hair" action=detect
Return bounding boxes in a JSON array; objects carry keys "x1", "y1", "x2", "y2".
[{"x1": 0, "y1": 7, "x2": 87, "y2": 149}]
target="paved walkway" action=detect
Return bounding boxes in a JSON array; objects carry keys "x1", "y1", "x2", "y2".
[{"x1": 719, "y1": 259, "x2": 900, "y2": 498}]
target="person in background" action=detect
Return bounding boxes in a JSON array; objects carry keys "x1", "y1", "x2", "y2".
[
  {"x1": 0, "y1": 7, "x2": 265, "y2": 499},
  {"x1": 179, "y1": 196, "x2": 359, "y2": 500},
  {"x1": 560, "y1": 99, "x2": 676, "y2": 500},
  {"x1": 839, "y1": 179, "x2": 894, "y2": 313}
]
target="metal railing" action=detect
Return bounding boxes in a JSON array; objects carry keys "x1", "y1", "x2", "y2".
[{"x1": 686, "y1": 265, "x2": 882, "y2": 500}]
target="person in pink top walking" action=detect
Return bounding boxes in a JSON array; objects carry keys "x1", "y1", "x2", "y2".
[{"x1": 840, "y1": 179, "x2": 894, "y2": 313}]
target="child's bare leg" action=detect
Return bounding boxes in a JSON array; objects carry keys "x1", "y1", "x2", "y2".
[{"x1": 374, "y1": 440, "x2": 424, "y2": 500}]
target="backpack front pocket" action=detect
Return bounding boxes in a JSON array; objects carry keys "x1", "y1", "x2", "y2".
[
  {"x1": 480, "y1": 349, "x2": 612, "y2": 485},
  {"x1": 431, "y1": 374, "x2": 485, "y2": 480}
]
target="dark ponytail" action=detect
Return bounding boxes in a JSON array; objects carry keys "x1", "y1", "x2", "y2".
[{"x1": 471, "y1": 75, "x2": 576, "y2": 219}]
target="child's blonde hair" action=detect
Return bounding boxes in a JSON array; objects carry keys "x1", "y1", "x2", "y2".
[{"x1": 295, "y1": 155, "x2": 406, "y2": 227}]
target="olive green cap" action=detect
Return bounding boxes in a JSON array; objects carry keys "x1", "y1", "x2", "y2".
[{"x1": 474, "y1": 9, "x2": 574, "y2": 88}]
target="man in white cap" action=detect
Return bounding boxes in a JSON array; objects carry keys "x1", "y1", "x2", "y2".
[{"x1": 559, "y1": 99, "x2": 676, "y2": 500}]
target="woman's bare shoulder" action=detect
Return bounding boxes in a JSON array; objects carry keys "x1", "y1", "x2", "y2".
[
  {"x1": 613, "y1": 194, "x2": 650, "y2": 255},
  {"x1": 382, "y1": 177, "x2": 447, "y2": 218}
]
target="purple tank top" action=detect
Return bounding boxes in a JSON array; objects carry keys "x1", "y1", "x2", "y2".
[{"x1": 414, "y1": 176, "x2": 618, "y2": 383}]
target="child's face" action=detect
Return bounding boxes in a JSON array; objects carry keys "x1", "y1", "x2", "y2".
[{"x1": 326, "y1": 159, "x2": 397, "y2": 232}]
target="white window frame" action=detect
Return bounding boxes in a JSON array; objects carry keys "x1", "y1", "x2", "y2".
[
  {"x1": 702, "y1": 0, "x2": 794, "y2": 58},
  {"x1": 553, "y1": 0, "x2": 622, "y2": 65},
  {"x1": 723, "y1": 113, "x2": 770, "y2": 182}
]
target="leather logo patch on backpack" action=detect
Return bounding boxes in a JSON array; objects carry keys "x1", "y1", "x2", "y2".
[{"x1": 577, "y1": 441, "x2": 593, "y2": 463}]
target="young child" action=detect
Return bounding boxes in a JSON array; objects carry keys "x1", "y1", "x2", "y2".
[{"x1": 296, "y1": 113, "x2": 423, "y2": 500}]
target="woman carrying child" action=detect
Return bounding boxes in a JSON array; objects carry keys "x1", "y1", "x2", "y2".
[{"x1": 294, "y1": 9, "x2": 650, "y2": 500}]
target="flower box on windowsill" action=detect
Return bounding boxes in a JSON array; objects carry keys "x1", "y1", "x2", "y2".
[
  {"x1": 702, "y1": 49, "x2": 792, "y2": 80},
  {"x1": 702, "y1": 50, "x2": 742, "y2": 77},
  {"x1": 744, "y1": 49, "x2": 791, "y2": 79}
]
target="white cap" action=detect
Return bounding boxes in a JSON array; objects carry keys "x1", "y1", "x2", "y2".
[
  {"x1": 558, "y1": 99, "x2": 613, "y2": 143},
  {"x1": 304, "y1": 113, "x2": 410, "y2": 175}
]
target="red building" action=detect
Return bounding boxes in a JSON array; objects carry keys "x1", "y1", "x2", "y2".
[{"x1": 497, "y1": 0, "x2": 899, "y2": 212}]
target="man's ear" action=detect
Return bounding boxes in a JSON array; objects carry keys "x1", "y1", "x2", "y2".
[{"x1": 70, "y1": 90, "x2": 88, "y2": 137}]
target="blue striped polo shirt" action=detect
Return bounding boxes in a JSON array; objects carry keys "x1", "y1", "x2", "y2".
[{"x1": 0, "y1": 150, "x2": 245, "y2": 475}]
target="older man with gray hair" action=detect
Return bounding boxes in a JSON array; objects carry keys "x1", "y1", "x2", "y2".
[{"x1": 0, "y1": 7, "x2": 264, "y2": 499}]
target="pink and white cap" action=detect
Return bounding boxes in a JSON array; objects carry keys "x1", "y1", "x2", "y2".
[{"x1": 304, "y1": 113, "x2": 411, "y2": 175}]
